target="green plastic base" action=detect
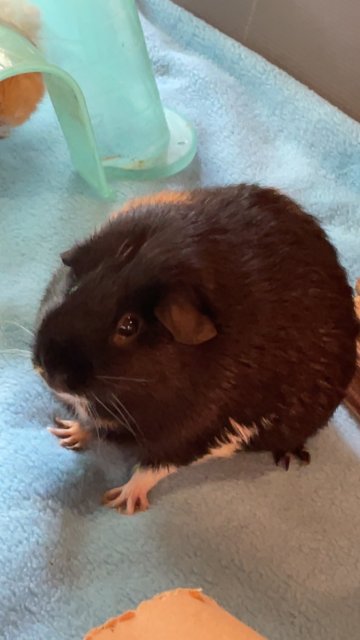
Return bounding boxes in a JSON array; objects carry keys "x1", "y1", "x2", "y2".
[{"x1": 102, "y1": 108, "x2": 197, "y2": 181}]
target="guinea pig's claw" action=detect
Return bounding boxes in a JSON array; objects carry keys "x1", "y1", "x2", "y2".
[
  {"x1": 102, "y1": 465, "x2": 175, "y2": 515},
  {"x1": 48, "y1": 418, "x2": 91, "y2": 451},
  {"x1": 273, "y1": 447, "x2": 311, "y2": 470},
  {"x1": 293, "y1": 447, "x2": 311, "y2": 464},
  {"x1": 273, "y1": 452, "x2": 291, "y2": 471},
  {"x1": 102, "y1": 484, "x2": 149, "y2": 516}
]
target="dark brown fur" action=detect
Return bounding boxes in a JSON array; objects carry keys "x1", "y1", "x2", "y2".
[{"x1": 33, "y1": 185, "x2": 358, "y2": 468}]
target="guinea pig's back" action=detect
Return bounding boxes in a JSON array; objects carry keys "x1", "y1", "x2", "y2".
[
  {"x1": 189, "y1": 185, "x2": 357, "y2": 435},
  {"x1": 191, "y1": 185, "x2": 354, "y2": 328}
]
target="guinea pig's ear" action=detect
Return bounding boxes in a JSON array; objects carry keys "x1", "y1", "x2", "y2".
[
  {"x1": 155, "y1": 291, "x2": 217, "y2": 345},
  {"x1": 60, "y1": 247, "x2": 77, "y2": 267}
]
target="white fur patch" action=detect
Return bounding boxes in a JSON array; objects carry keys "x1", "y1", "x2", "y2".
[
  {"x1": 260, "y1": 416, "x2": 274, "y2": 430},
  {"x1": 201, "y1": 419, "x2": 258, "y2": 462},
  {"x1": 207, "y1": 436, "x2": 241, "y2": 459},
  {"x1": 56, "y1": 392, "x2": 90, "y2": 423},
  {"x1": 228, "y1": 417, "x2": 259, "y2": 445}
]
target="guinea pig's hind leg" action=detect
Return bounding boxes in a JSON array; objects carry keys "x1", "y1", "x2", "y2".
[
  {"x1": 102, "y1": 465, "x2": 177, "y2": 515},
  {"x1": 273, "y1": 446, "x2": 311, "y2": 470},
  {"x1": 48, "y1": 418, "x2": 92, "y2": 450},
  {"x1": 293, "y1": 447, "x2": 311, "y2": 464}
]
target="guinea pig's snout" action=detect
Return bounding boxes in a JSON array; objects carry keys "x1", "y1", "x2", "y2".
[{"x1": 37, "y1": 337, "x2": 93, "y2": 394}]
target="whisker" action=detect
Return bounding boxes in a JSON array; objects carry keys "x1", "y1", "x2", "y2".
[
  {"x1": 81, "y1": 400, "x2": 105, "y2": 459},
  {"x1": 115, "y1": 397, "x2": 143, "y2": 440},
  {"x1": 97, "y1": 375, "x2": 148, "y2": 383},
  {"x1": 87, "y1": 402, "x2": 101, "y2": 444},
  {"x1": 111, "y1": 393, "x2": 144, "y2": 440},
  {"x1": 1, "y1": 321, "x2": 34, "y2": 338},
  {"x1": 91, "y1": 392, "x2": 128, "y2": 431},
  {"x1": 109, "y1": 396, "x2": 137, "y2": 439},
  {"x1": 0, "y1": 349, "x2": 31, "y2": 355},
  {"x1": 111, "y1": 393, "x2": 136, "y2": 427},
  {"x1": 15, "y1": 337, "x2": 32, "y2": 349}
]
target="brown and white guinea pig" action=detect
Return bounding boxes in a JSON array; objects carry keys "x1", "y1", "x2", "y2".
[
  {"x1": 0, "y1": 0, "x2": 44, "y2": 138},
  {"x1": 32, "y1": 185, "x2": 358, "y2": 515}
]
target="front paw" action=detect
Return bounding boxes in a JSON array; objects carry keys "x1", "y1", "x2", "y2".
[
  {"x1": 48, "y1": 418, "x2": 92, "y2": 450},
  {"x1": 103, "y1": 480, "x2": 149, "y2": 516},
  {"x1": 102, "y1": 477, "x2": 149, "y2": 516},
  {"x1": 102, "y1": 465, "x2": 176, "y2": 515}
]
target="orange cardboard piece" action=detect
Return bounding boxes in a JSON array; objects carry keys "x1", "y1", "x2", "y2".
[{"x1": 84, "y1": 588, "x2": 266, "y2": 639}]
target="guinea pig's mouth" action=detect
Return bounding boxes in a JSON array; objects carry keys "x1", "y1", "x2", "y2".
[
  {"x1": 32, "y1": 360, "x2": 88, "y2": 398},
  {"x1": 33, "y1": 364, "x2": 45, "y2": 378},
  {"x1": 32, "y1": 335, "x2": 94, "y2": 394},
  {"x1": 33, "y1": 363, "x2": 129, "y2": 432}
]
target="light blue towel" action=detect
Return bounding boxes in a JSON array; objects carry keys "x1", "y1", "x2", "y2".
[{"x1": 1, "y1": 1, "x2": 360, "y2": 638}]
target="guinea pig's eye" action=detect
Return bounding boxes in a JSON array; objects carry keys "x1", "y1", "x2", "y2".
[{"x1": 113, "y1": 313, "x2": 140, "y2": 345}]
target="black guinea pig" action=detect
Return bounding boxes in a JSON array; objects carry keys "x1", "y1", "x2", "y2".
[{"x1": 32, "y1": 185, "x2": 358, "y2": 514}]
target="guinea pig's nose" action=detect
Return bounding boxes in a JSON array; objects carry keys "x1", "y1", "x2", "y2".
[
  {"x1": 41, "y1": 338, "x2": 93, "y2": 393},
  {"x1": 47, "y1": 363, "x2": 91, "y2": 394}
]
